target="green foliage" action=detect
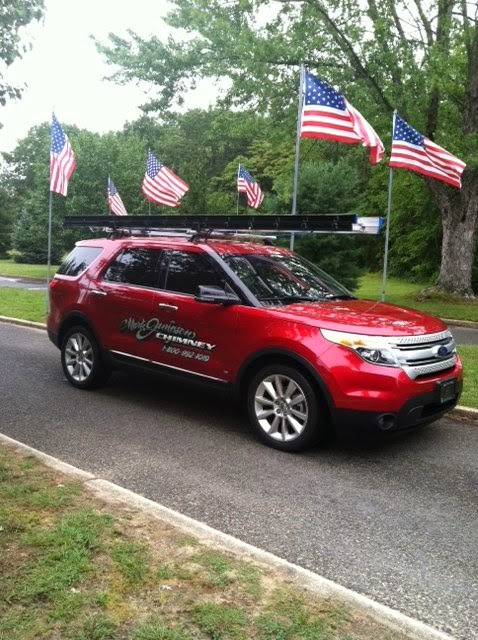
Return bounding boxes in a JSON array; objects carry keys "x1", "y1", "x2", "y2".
[
  {"x1": 0, "y1": 183, "x2": 15, "y2": 257},
  {"x1": 386, "y1": 173, "x2": 442, "y2": 282},
  {"x1": 295, "y1": 235, "x2": 363, "y2": 291},
  {"x1": 96, "y1": 0, "x2": 478, "y2": 296},
  {"x1": 11, "y1": 207, "x2": 63, "y2": 264},
  {"x1": 0, "y1": 0, "x2": 45, "y2": 112}
]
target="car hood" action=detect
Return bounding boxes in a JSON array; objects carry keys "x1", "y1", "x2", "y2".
[{"x1": 268, "y1": 299, "x2": 448, "y2": 337}]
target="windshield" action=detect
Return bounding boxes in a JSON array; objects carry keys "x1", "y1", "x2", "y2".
[{"x1": 222, "y1": 252, "x2": 355, "y2": 305}]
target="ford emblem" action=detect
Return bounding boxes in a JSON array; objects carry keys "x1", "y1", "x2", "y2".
[{"x1": 437, "y1": 345, "x2": 449, "y2": 357}]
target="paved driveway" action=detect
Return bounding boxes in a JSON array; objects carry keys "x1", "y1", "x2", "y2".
[
  {"x1": 0, "y1": 275, "x2": 47, "y2": 290},
  {"x1": 1, "y1": 322, "x2": 477, "y2": 639}
]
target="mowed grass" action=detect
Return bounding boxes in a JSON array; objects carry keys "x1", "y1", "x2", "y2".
[
  {"x1": 0, "y1": 259, "x2": 59, "y2": 280},
  {"x1": 0, "y1": 289, "x2": 47, "y2": 323},
  {"x1": 355, "y1": 273, "x2": 478, "y2": 322},
  {"x1": 458, "y1": 346, "x2": 478, "y2": 409},
  {"x1": 0, "y1": 445, "x2": 409, "y2": 640}
]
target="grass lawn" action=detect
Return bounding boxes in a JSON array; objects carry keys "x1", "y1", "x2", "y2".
[
  {"x1": 0, "y1": 444, "x2": 410, "y2": 640},
  {"x1": 0, "y1": 289, "x2": 47, "y2": 323},
  {"x1": 355, "y1": 273, "x2": 478, "y2": 322},
  {"x1": 458, "y1": 345, "x2": 478, "y2": 409},
  {"x1": 0, "y1": 259, "x2": 59, "y2": 280}
]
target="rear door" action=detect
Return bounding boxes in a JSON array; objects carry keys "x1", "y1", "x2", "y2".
[{"x1": 87, "y1": 246, "x2": 164, "y2": 361}]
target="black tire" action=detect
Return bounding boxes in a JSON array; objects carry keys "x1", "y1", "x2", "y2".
[
  {"x1": 247, "y1": 364, "x2": 326, "y2": 452},
  {"x1": 61, "y1": 325, "x2": 110, "y2": 390}
]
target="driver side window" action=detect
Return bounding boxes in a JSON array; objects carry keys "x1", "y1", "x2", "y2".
[{"x1": 163, "y1": 251, "x2": 224, "y2": 295}]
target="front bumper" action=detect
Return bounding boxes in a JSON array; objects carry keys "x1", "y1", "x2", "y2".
[{"x1": 331, "y1": 378, "x2": 463, "y2": 437}]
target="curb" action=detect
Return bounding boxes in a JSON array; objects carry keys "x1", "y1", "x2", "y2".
[
  {"x1": 442, "y1": 318, "x2": 478, "y2": 329},
  {"x1": 0, "y1": 432, "x2": 456, "y2": 640},
  {"x1": 1, "y1": 315, "x2": 477, "y2": 425},
  {"x1": 0, "y1": 315, "x2": 47, "y2": 330}
]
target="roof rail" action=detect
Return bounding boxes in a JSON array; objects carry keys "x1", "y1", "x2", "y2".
[{"x1": 62, "y1": 214, "x2": 382, "y2": 236}]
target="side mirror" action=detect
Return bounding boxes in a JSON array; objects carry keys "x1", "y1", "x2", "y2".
[{"x1": 195, "y1": 285, "x2": 240, "y2": 306}]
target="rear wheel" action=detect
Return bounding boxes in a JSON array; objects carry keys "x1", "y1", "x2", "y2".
[
  {"x1": 61, "y1": 326, "x2": 109, "y2": 389},
  {"x1": 247, "y1": 364, "x2": 325, "y2": 452}
]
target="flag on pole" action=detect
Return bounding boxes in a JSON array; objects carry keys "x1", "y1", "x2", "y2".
[
  {"x1": 142, "y1": 150, "x2": 189, "y2": 207},
  {"x1": 300, "y1": 72, "x2": 384, "y2": 164},
  {"x1": 107, "y1": 177, "x2": 128, "y2": 216},
  {"x1": 237, "y1": 165, "x2": 264, "y2": 209},
  {"x1": 50, "y1": 114, "x2": 76, "y2": 195},
  {"x1": 389, "y1": 113, "x2": 466, "y2": 189}
]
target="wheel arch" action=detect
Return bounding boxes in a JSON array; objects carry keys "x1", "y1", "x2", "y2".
[
  {"x1": 235, "y1": 348, "x2": 334, "y2": 415},
  {"x1": 58, "y1": 312, "x2": 102, "y2": 350}
]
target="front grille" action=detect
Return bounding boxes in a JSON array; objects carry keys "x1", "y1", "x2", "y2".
[{"x1": 389, "y1": 330, "x2": 457, "y2": 380}]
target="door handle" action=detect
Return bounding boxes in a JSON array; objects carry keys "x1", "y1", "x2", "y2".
[
  {"x1": 90, "y1": 289, "x2": 107, "y2": 297},
  {"x1": 158, "y1": 303, "x2": 178, "y2": 311}
]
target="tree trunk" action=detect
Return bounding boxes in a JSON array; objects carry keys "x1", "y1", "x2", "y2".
[{"x1": 432, "y1": 173, "x2": 478, "y2": 298}]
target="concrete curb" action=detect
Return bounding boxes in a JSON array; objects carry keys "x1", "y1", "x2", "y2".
[
  {"x1": 442, "y1": 318, "x2": 478, "y2": 329},
  {"x1": 0, "y1": 432, "x2": 455, "y2": 640},
  {"x1": 0, "y1": 315, "x2": 47, "y2": 330}
]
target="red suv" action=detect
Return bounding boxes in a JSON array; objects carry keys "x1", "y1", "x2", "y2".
[{"x1": 48, "y1": 227, "x2": 462, "y2": 451}]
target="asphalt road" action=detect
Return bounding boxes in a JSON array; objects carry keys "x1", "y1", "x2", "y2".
[
  {"x1": 0, "y1": 276, "x2": 47, "y2": 290},
  {"x1": 1, "y1": 322, "x2": 477, "y2": 639}
]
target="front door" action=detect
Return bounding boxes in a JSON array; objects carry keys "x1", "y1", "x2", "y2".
[{"x1": 150, "y1": 248, "x2": 240, "y2": 382}]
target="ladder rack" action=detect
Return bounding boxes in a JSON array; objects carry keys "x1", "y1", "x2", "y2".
[{"x1": 62, "y1": 214, "x2": 383, "y2": 238}]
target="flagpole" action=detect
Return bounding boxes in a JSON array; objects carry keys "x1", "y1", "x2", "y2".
[
  {"x1": 46, "y1": 189, "x2": 53, "y2": 313},
  {"x1": 290, "y1": 63, "x2": 305, "y2": 250},
  {"x1": 236, "y1": 164, "x2": 240, "y2": 214},
  {"x1": 381, "y1": 111, "x2": 397, "y2": 302}
]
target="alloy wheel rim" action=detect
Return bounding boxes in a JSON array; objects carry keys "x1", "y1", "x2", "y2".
[
  {"x1": 254, "y1": 374, "x2": 308, "y2": 442},
  {"x1": 65, "y1": 333, "x2": 94, "y2": 382}
]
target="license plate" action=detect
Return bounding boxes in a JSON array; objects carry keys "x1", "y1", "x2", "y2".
[{"x1": 438, "y1": 378, "x2": 457, "y2": 403}]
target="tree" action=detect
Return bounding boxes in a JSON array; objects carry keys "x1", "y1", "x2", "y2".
[
  {"x1": 97, "y1": 0, "x2": 478, "y2": 296},
  {"x1": 0, "y1": 0, "x2": 45, "y2": 118}
]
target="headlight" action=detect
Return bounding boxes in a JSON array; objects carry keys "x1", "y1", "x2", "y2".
[{"x1": 320, "y1": 329, "x2": 399, "y2": 367}]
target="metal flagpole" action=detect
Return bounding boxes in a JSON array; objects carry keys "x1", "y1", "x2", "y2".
[
  {"x1": 236, "y1": 164, "x2": 240, "y2": 214},
  {"x1": 46, "y1": 189, "x2": 53, "y2": 312},
  {"x1": 381, "y1": 111, "x2": 397, "y2": 302},
  {"x1": 107, "y1": 175, "x2": 111, "y2": 215},
  {"x1": 290, "y1": 63, "x2": 305, "y2": 250}
]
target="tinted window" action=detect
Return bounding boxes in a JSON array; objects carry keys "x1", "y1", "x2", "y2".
[
  {"x1": 103, "y1": 248, "x2": 163, "y2": 287},
  {"x1": 164, "y1": 251, "x2": 224, "y2": 295},
  {"x1": 57, "y1": 246, "x2": 102, "y2": 277},
  {"x1": 223, "y1": 253, "x2": 354, "y2": 304}
]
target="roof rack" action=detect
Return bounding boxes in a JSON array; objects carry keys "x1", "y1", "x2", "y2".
[{"x1": 62, "y1": 214, "x2": 383, "y2": 239}]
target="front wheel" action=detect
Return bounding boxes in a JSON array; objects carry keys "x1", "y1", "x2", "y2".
[
  {"x1": 61, "y1": 326, "x2": 110, "y2": 390},
  {"x1": 247, "y1": 364, "x2": 326, "y2": 452}
]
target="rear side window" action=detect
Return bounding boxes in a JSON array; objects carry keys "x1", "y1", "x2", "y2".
[
  {"x1": 57, "y1": 246, "x2": 102, "y2": 277},
  {"x1": 103, "y1": 248, "x2": 163, "y2": 288}
]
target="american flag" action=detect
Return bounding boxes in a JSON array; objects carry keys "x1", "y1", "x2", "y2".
[
  {"x1": 50, "y1": 114, "x2": 76, "y2": 196},
  {"x1": 237, "y1": 165, "x2": 264, "y2": 209},
  {"x1": 142, "y1": 150, "x2": 189, "y2": 207},
  {"x1": 300, "y1": 72, "x2": 384, "y2": 165},
  {"x1": 107, "y1": 177, "x2": 128, "y2": 216},
  {"x1": 389, "y1": 114, "x2": 466, "y2": 189}
]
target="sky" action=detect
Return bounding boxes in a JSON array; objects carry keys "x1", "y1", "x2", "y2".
[{"x1": 0, "y1": 0, "x2": 213, "y2": 153}]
